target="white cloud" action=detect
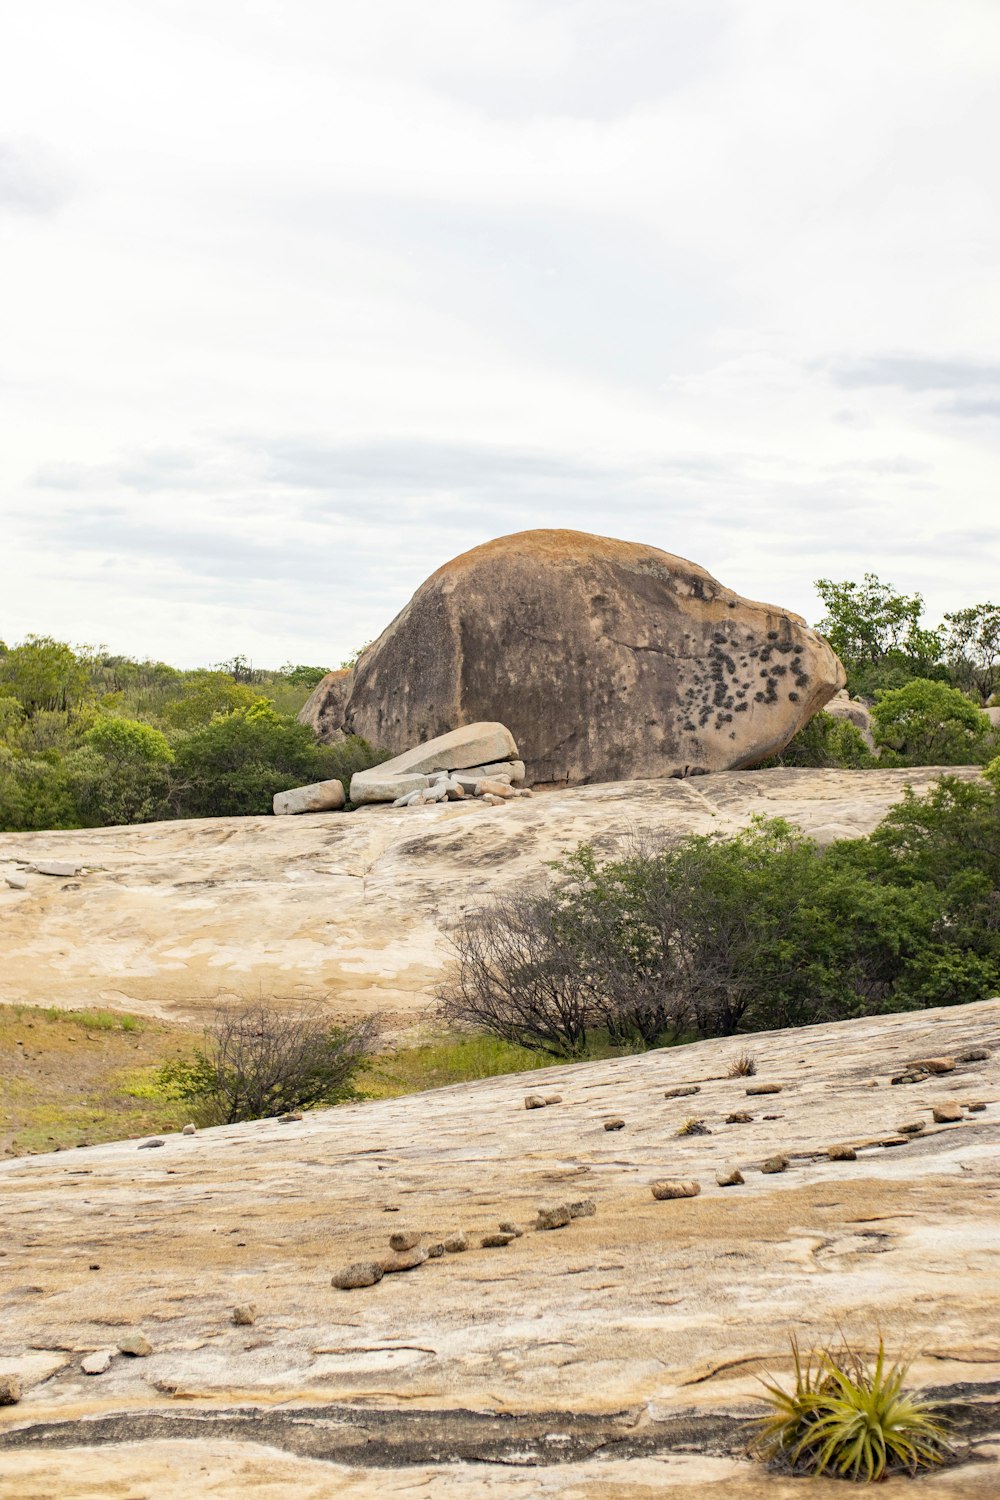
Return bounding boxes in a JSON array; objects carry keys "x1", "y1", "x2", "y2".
[{"x1": 1, "y1": 0, "x2": 998, "y2": 666}]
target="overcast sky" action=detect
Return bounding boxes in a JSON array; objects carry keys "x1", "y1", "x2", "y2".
[{"x1": 3, "y1": 0, "x2": 999, "y2": 669}]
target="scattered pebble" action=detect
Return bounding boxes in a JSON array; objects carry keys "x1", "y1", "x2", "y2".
[
  {"x1": 567, "y1": 1200, "x2": 596, "y2": 1219},
  {"x1": 278, "y1": 1112, "x2": 303, "y2": 1123},
  {"x1": 117, "y1": 1331, "x2": 152, "y2": 1357},
  {"x1": 443, "y1": 1233, "x2": 468, "y2": 1254},
  {"x1": 543, "y1": 1094, "x2": 563, "y2": 1105},
  {"x1": 726, "y1": 1111, "x2": 754, "y2": 1124},
  {"x1": 603, "y1": 1118, "x2": 625, "y2": 1131},
  {"x1": 957, "y1": 1048, "x2": 990, "y2": 1063},
  {"x1": 0, "y1": 1374, "x2": 21, "y2": 1405},
  {"x1": 650, "y1": 1180, "x2": 700, "y2": 1200},
  {"x1": 383, "y1": 1205, "x2": 400, "y2": 1212},
  {"x1": 676, "y1": 1119, "x2": 711, "y2": 1136},
  {"x1": 232, "y1": 1304, "x2": 257, "y2": 1326},
  {"x1": 524, "y1": 1095, "x2": 547, "y2": 1110},
  {"x1": 498, "y1": 1220, "x2": 524, "y2": 1236},
  {"x1": 716, "y1": 1168, "x2": 744, "y2": 1187},
  {"x1": 331, "y1": 1262, "x2": 384, "y2": 1290},
  {"x1": 388, "y1": 1231, "x2": 421, "y2": 1253},
  {"x1": 827, "y1": 1144, "x2": 857, "y2": 1161},
  {"x1": 481, "y1": 1233, "x2": 515, "y2": 1248},
  {"x1": 880, "y1": 1135, "x2": 910, "y2": 1148},
  {"x1": 664, "y1": 1085, "x2": 700, "y2": 1099},
  {"x1": 182, "y1": 1124, "x2": 197, "y2": 1136},
  {"x1": 535, "y1": 1204, "x2": 572, "y2": 1230},
  {"x1": 909, "y1": 1057, "x2": 955, "y2": 1074},
  {"x1": 138, "y1": 1139, "x2": 165, "y2": 1150},
  {"x1": 965, "y1": 1101, "x2": 988, "y2": 1112},
  {"x1": 746, "y1": 1084, "x2": 782, "y2": 1096},
  {"x1": 760, "y1": 1155, "x2": 789, "y2": 1174},
  {"x1": 82, "y1": 1350, "x2": 113, "y2": 1375},
  {"x1": 426, "y1": 1242, "x2": 445, "y2": 1258},
  {"x1": 379, "y1": 1247, "x2": 429, "y2": 1274},
  {"x1": 932, "y1": 1102, "x2": 963, "y2": 1123},
  {"x1": 898, "y1": 1121, "x2": 925, "y2": 1134}
]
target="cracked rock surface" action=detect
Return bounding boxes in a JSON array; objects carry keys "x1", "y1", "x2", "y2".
[{"x1": 1, "y1": 1000, "x2": 998, "y2": 1496}]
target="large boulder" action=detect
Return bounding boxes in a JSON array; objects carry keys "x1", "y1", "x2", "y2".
[
  {"x1": 299, "y1": 668, "x2": 353, "y2": 742},
  {"x1": 309, "y1": 530, "x2": 846, "y2": 785}
]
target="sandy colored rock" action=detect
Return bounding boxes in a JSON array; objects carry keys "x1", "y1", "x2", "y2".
[
  {"x1": 524, "y1": 1095, "x2": 547, "y2": 1110},
  {"x1": 32, "y1": 859, "x2": 81, "y2": 877},
  {"x1": 664, "y1": 1085, "x2": 700, "y2": 1099},
  {"x1": 379, "y1": 1247, "x2": 429, "y2": 1274},
  {"x1": 350, "y1": 724, "x2": 518, "y2": 805},
  {"x1": 966, "y1": 1101, "x2": 988, "y2": 1112},
  {"x1": 298, "y1": 668, "x2": 354, "y2": 742},
  {"x1": 535, "y1": 1204, "x2": 572, "y2": 1229},
  {"x1": 475, "y1": 778, "x2": 516, "y2": 799},
  {"x1": 824, "y1": 689, "x2": 875, "y2": 748},
  {"x1": 272, "y1": 778, "x2": 346, "y2": 816},
  {"x1": 910, "y1": 1056, "x2": 955, "y2": 1074},
  {"x1": 543, "y1": 1094, "x2": 562, "y2": 1105},
  {"x1": 0, "y1": 1374, "x2": 21, "y2": 1406},
  {"x1": 81, "y1": 1350, "x2": 113, "y2": 1375},
  {"x1": 331, "y1": 1261, "x2": 383, "y2": 1290},
  {"x1": 958, "y1": 1048, "x2": 990, "y2": 1062},
  {"x1": 715, "y1": 1168, "x2": 744, "y2": 1187},
  {"x1": 568, "y1": 1199, "x2": 596, "y2": 1219},
  {"x1": 760, "y1": 1155, "x2": 789, "y2": 1174},
  {"x1": 182, "y1": 1123, "x2": 197, "y2": 1136},
  {"x1": 442, "y1": 1233, "x2": 468, "y2": 1253},
  {"x1": 335, "y1": 529, "x2": 845, "y2": 785},
  {"x1": 388, "y1": 1231, "x2": 421, "y2": 1252},
  {"x1": 898, "y1": 1120, "x2": 925, "y2": 1134},
  {"x1": 651, "y1": 1180, "x2": 701, "y2": 1200},
  {"x1": 604, "y1": 1118, "x2": 625, "y2": 1131},
  {"x1": 726, "y1": 1111, "x2": 754, "y2": 1124},
  {"x1": 746, "y1": 1083, "x2": 782, "y2": 1096},
  {"x1": 826, "y1": 1144, "x2": 857, "y2": 1161},
  {"x1": 117, "y1": 1330, "x2": 152, "y2": 1357},
  {"x1": 3, "y1": 872, "x2": 27, "y2": 891},
  {"x1": 232, "y1": 1304, "x2": 257, "y2": 1326},
  {"x1": 932, "y1": 1102, "x2": 964, "y2": 1123},
  {"x1": 480, "y1": 1233, "x2": 515, "y2": 1248}
]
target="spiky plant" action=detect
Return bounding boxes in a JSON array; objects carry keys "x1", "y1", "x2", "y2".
[
  {"x1": 755, "y1": 1337, "x2": 950, "y2": 1482},
  {"x1": 727, "y1": 1050, "x2": 757, "y2": 1077}
]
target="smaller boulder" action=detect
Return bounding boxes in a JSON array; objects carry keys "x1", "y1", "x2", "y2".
[
  {"x1": 480, "y1": 1233, "x2": 515, "y2": 1248},
  {"x1": 651, "y1": 1180, "x2": 701, "y2": 1200},
  {"x1": 664, "y1": 1085, "x2": 700, "y2": 1099},
  {"x1": 965, "y1": 1100, "x2": 987, "y2": 1113},
  {"x1": 498, "y1": 1221, "x2": 524, "y2": 1236},
  {"x1": 332, "y1": 1261, "x2": 384, "y2": 1290},
  {"x1": 826, "y1": 1144, "x2": 857, "y2": 1162},
  {"x1": 388, "y1": 1231, "x2": 421, "y2": 1252},
  {"x1": 932, "y1": 1102, "x2": 963, "y2": 1123},
  {"x1": 272, "y1": 778, "x2": 346, "y2": 816},
  {"x1": 182, "y1": 1123, "x2": 197, "y2": 1136},
  {"x1": 535, "y1": 1204, "x2": 572, "y2": 1230},
  {"x1": 524, "y1": 1095, "x2": 547, "y2": 1110},
  {"x1": 427, "y1": 1242, "x2": 446, "y2": 1258},
  {"x1": 32, "y1": 860, "x2": 81, "y2": 877},
  {"x1": 716, "y1": 1168, "x2": 745, "y2": 1187},
  {"x1": 117, "y1": 1331, "x2": 152, "y2": 1357},
  {"x1": 82, "y1": 1350, "x2": 113, "y2": 1375},
  {"x1": 957, "y1": 1048, "x2": 990, "y2": 1063},
  {"x1": 568, "y1": 1200, "x2": 596, "y2": 1219},
  {"x1": 543, "y1": 1094, "x2": 563, "y2": 1105},
  {"x1": 603, "y1": 1118, "x2": 625, "y2": 1131},
  {"x1": 726, "y1": 1111, "x2": 754, "y2": 1125},
  {"x1": 4, "y1": 873, "x2": 28, "y2": 891},
  {"x1": 909, "y1": 1057, "x2": 955, "y2": 1074},
  {"x1": 379, "y1": 1248, "x2": 429, "y2": 1274},
  {"x1": 746, "y1": 1084, "x2": 782, "y2": 1096},
  {"x1": 760, "y1": 1155, "x2": 789, "y2": 1174},
  {"x1": 0, "y1": 1374, "x2": 21, "y2": 1405},
  {"x1": 897, "y1": 1120, "x2": 925, "y2": 1135},
  {"x1": 443, "y1": 1233, "x2": 469, "y2": 1254},
  {"x1": 232, "y1": 1304, "x2": 257, "y2": 1326},
  {"x1": 138, "y1": 1138, "x2": 165, "y2": 1150}
]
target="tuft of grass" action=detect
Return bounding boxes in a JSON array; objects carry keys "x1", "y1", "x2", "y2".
[
  {"x1": 676, "y1": 1116, "x2": 709, "y2": 1136},
  {"x1": 754, "y1": 1336, "x2": 950, "y2": 1482},
  {"x1": 727, "y1": 1050, "x2": 758, "y2": 1077},
  {"x1": 364, "y1": 1033, "x2": 558, "y2": 1099}
]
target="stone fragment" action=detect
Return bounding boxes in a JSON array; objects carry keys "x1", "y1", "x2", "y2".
[
  {"x1": 880, "y1": 1135, "x2": 910, "y2": 1148},
  {"x1": 32, "y1": 860, "x2": 81, "y2": 877},
  {"x1": 535, "y1": 1204, "x2": 572, "y2": 1230},
  {"x1": 232, "y1": 1304, "x2": 257, "y2": 1326},
  {"x1": 760, "y1": 1155, "x2": 789, "y2": 1174},
  {"x1": 475, "y1": 778, "x2": 516, "y2": 799},
  {"x1": 419, "y1": 782, "x2": 449, "y2": 804},
  {"x1": 677, "y1": 1119, "x2": 711, "y2": 1136},
  {"x1": 651, "y1": 1180, "x2": 701, "y2": 1200},
  {"x1": 603, "y1": 1118, "x2": 625, "y2": 1131},
  {"x1": 388, "y1": 1231, "x2": 421, "y2": 1252},
  {"x1": 898, "y1": 1120, "x2": 925, "y2": 1134},
  {"x1": 827, "y1": 1144, "x2": 857, "y2": 1161},
  {"x1": 957, "y1": 1048, "x2": 990, "y2": 1063},
  {"x1": 444, "y1": 781, "x2": 466, "y2": 800},
  {"x1": 716, "y1": 1168, "x2": 745, "y2": 1187},
  {"x1": 443, "y1": 1233, "x2": 469, "y2": 1253},
  {"x1": 349, "y1": 723, "x2": 518, "y2": 804},
  {"x1": 4, "y1": 873, "x2": 28, "y2": 890},
  {"x1": 891, "y1": 1070, "x2": 928, "y2": 1086},
  {"x1": 138, "y1": 1138, "x2": 165, "y2": 1149},
  {"x1": 543, "y1": 1094, "x2": 563, "y2": 1105},
  {"x1": 272, "y1": 778, "x2": 346, "y2": 816},
  {"x1": 498, "y1": 1220, "x2": 525, "y2": 1236},
  {"x1": 513, "y1": 787, "x2": 533, "y2": 798},
  {"x1": 726, "y1": 1111, "x2": 754, "y2": 1124},
  {"x1": 379, "y1": 1247, "x2": 429, "y2": 1274},
  {"x1": 426, "y1": 1243, "x2": 445, "y2": 1258},
  {"x1": 568, "y1": 1200, "x2": 596, "y2": 1219},
  {"x1": 746, "y1": 1084, "x2": 782, "y2": 1096},
  {"x1": 481, "y1": 1233, "x2": 515, "y2": 1248},
  {"x1": 182, "y1": 1123, "x2": 197, "y2": 1136},
  {"x1": 117, "y1": 1331, "x2": 152, "y2": 1357},
  {"x1": 965, "y1": 1101, "x2": 987, "y2": 1112},
  {"x1": 909, "y1": 1056, "x2": 955, "y2": 1074},
  {"x1": 664, "y1": 1085, "x2": 700, "y2": 1099},
  {"x1": 524, "y1": 1095, "x2": 547, "y2": 1110},
  {"x1": 480, "y1": 793, "x2": 507, "y2": 806},
  {"x1": 0, "y1": 1374, "x2": 22, "y2": 1405},
  {"x1": 82, "y1": 1350, "x2": 113, "y2": 1375},
  {"x1": 279, "y1": 1111, "x2": 303, "y2": 1122},
  {"x1": 332, "y1": 1262, "x2": 384, "y2": 1290},
  {"x1": 932, "y1": 1102, "x2": 963, "y2": 1123}
]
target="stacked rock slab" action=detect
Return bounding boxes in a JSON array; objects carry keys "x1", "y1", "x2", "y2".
[
  {"x1": 272, "y1": 779, "x2": 346, "y2": 816},
  {"x1": 303, "y1": 529, "x2": 847, "y2": 786},
  {"x1": 350, "y1": 723, "x2": 522, "y2": 805}
]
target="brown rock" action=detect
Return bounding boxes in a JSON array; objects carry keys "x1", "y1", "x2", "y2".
[
  {"x1": 379, "y1": 1248, "x2": 429, "y2": 1274},
  {"x1": 543, "y1": 1094, "x2": 563, "y2": 1105},
  {"x1": 388, "y1": 1231, "x2": 421, "y2": 1252},
  {"x1": 760, "y1": 1155, "x2": 789, "y2": 1174},
  {"x1": 298, "y1": 667, "x2": 354, "y2": 741},
  {"x1": 498, "y1": 1221, "x2": 524, "y2": 1236},
  {"x1": 535, "y1": 1204, "x2": 573, "y2": 1230},
  {"x1": 957, "y1": 1048, "x2": 990, "y2": 1063},
  {"x1": 331, "y1": 1261, "x2": 384, "y2": 1290},
  {"x1": 232, "y1": 1304, "x2": 257, "y2": 1326},
  {"x1": 827, "y1": 1144, "x2": 857, "y2": 1161},
  {"x1": 965, "y1": 1101, "x2": 987, "y2": 1112},
  {"x1": 910, "y1": 1057, "x2": 955, "y2": 1074},
  {"x1": 443, "y1": 1233, "x2": 469, "y2": 1253},
  {"x1": 603, "y1": 1118, "x2": 626, "y2": 1131},
  {"x1": 426, "y1": 1242, "x2": 445, "y2": 1257},
  {"x1": 480, "y1": 1233, "x2": 515, "y2": 1248},
  {"x1": 880, "y1": 1135, "x2": 911, "y2": 1148},
  {"x1": 897, "y1": 1121, "x2": 925, "y2": 1135},
  {"x1": 746, "y1": 1084, "x2": 782, "y2": 1096},
  {"x1": 891, "y1": 1070, "x2": 928, "y2": 1086},
  {"x1": 932, "y1": 1102, "x2": 963, "y2": 1123},
  {"x1": 0, "y1": 1373, "x2": 21, "y2": 1405},
  {"x1": 524, "y1": 1095, "x2": 547, "y2": 1110},
  {"x1": 726, "y1": 1111, "x2": 754, "y2": 1124},
  {"x1": 334, "y1": 530, "x2": 845, "y2": 785},
  {"x1": 664, "y1": 1085, "x2": 701, "y2": 1099},
  {"x1": 117, "y1": 1331, "x2": 152, "y2": 1357},
  {"x1": 475, "y1": 778, "x2": 516, "y2": 799},
  {"x1": 716, "y1": 1168, "x2": 745, "y2": 1187},
  {"x1": 568, "y1": 1200, "x2": 596, "y2": 1219},
  {"x1": 651, "y1": 1180, "x2": 701, "y2": 1200}
]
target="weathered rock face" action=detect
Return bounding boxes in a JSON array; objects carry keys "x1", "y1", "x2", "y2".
[
  {"x1": 299, "y1": 668, "x2": 353, "y2": 742},
  {"x1": 316, "y1": 530, "x2": 845, "y2": 785}
]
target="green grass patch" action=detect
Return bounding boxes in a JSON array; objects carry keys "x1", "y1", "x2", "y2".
[{"x1": 363, "y1": 1033, "x2": 559, "y2": 1098}]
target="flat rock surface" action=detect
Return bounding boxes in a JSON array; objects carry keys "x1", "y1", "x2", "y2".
[
  {"x1": 0, "y1": 767, "x2": 979, "y2": 1021},
  {"x1": 1, "y1": 1000, "x2": 998, "y2": 1496}
]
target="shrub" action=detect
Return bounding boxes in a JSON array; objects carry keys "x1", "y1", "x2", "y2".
[
  {"x1": 755, "y1": 1337, "x2": 949, "y2": 1481},
  {"x1": 169, "y1": 701, "x2": 325, "y2": 817},
  {"x1": 162, "y1": 1002, "x2": 380, "y2": 1123},
  {"x1": 870, "y1": 679, "x2": 991, "y2": 765},
  {"x1": 69, "y1": 717, "x2": 174, "y2": 826},
  {"x1": 757, "y1": 711, "x2": 874, "y2": 770}
]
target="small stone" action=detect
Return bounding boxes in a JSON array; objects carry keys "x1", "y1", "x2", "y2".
[
  {"x1": 932, "y1": 1102, "x2": 963, "y2": 1123},
  {"x1": 278, "y1": 1111, "x2": 303, "y2": 1122},
  {"x1": 444, "y1": 781, "x2": 466, "y2": 801},
  {"x1": 388, "y1": 1231, "x2": 421, "y2": 1252},
  {"x1": 909, "y1": 1056, "x2": 955, "y2": 1074},
  {"x1": 827, "y1": 1144, "x2": 857, "y2": 1161},
  {"x1": 726, "y1": 1111, "x2": 754, "y2": 1124},
  {"x1": 567, "y1": 1200, "x2": 596, "y2": 1219},
  {"x1": 535, "y1": 1204, "x2": 572, "y2": 1230},
  {"x1": 480, "y1": 793, "x2": 507, "y2": 806},
  {"x1": 664, "y1": 1085, "x2": 700, "y2": 1099},
  {"x1": 498, "y1": 1220, "x2": 524, "y2": 1236},
  {"x1": 138, "y1": 1138, "x2": 165, "y2": 1150},
  {"x1": 82, "y1": 1350, "x2": 113, "y2": 1375},
  {"x1": 716, "y1": 1168, "x2": 745, "y2": 1187},
  {"x1": 965, "y1": 1100, "x2": 987, "y2": 1112},
  {"x1": 475, "y1": 778, "x2": 516, "y2": 798},
  {"x1": 898, "y1": 1120, "x2": 925, "y2": 1134},
  {"x1": 746, "y1": 1084, "x2": 782, "y2": 1096},
  {"x1": 32, "y1": 860, "x2": 81, "y2": 877},
  {"x1": 603, "y1": 1118, "x2": 625, "y2": 1131},
  {"x1": 762, "y1": 1114, "x2": 782, "y2": 1121},
  {"x1": 232, "y1": 1304, "x2": 257, "y2": 1326},
  {"x1": 676, "y1": 1119, "x2": 711, "y2": 1136},
  {"x1": 182, "y1": 1124, "x2": 197, "y2": 1136},
  {"x1": 524, "y1": 1095, "x2": 547, "y2": 1110},
  {"x1": 513, "y1": 787, "x2": 533, "y2": 798},
  {"x1": 760, "y1": 1154, "x2": 789, "y2": 1174},
  {"x1": 383, "y1": 1205, "x2": 400, "y2": 1212},
  {"x1": 0, "y1": 1374, "x2": 21, "y2": 1405},
  {"x1": 331, "y1": 1261, "x2": 384, "y2": 1290},
  {"x1": 443, "y1": 1233, "x2": 469, "y2": 1253},
  {"x1": 4, "y1": 873, "x2": 28, "y2": 891},
  {"x1": 957, "y1": 1048, "x2": 990, "y2": 1063},
  {"x1": 426, "y1": 1242, "x2": 445, "y2": 1258},
  {"x1": 891, "y1": 1070, "x2": 927, "y2": 1086},
  {"x1": 650, "y1": 1180, "x2": 701, "y2": 1200},
  {"x1": 117, "y1": 1331, "x2": 152, "y2": 1357},
  {"x1": 480, "y1": 1233, "x2": 515, "y2": 1248},
  {"x1": 379, "y1": 1248, "x2": 429, "y2": 1274},
  {"x1": 543, "y1": 1094, "x2": 563, "y2": 1105},
  {"x1": 880, "y1": 1135, "x2": 910, "y2": 1148}
]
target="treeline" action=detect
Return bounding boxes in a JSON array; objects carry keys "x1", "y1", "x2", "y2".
[
  {"x1": 0, "y1": 639, "x2": 383, "y2": 832},
  {"x1": 439, "y1": 766, "x2": 1000, "y2": 1056}
]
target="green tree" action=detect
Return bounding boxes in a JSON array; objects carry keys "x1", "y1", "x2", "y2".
[
  {"x1": 70, "y1": 717, "x2": 174, "y2": 826},
  {"x1": 814, "y1": 575, "x2": 944, "y2": 696},
  {"x1": 942, "y1": 603, "x2": 1000, "y2": 704},
  {"x1": 755, "y1": 710, "x2": 874, "y2": 770},
  {"x1": 163, "y1": 673, "x2": 262, "y2": 730},
  {"x1": 170, "y1": 700, "x2": 325, "y2": 817},
  {"x1": 0, "y1": 636, "x2": 91, "y2": 716},
  {"x1": 870, "y1": 679, "x2": 991, "y2": 765}
]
